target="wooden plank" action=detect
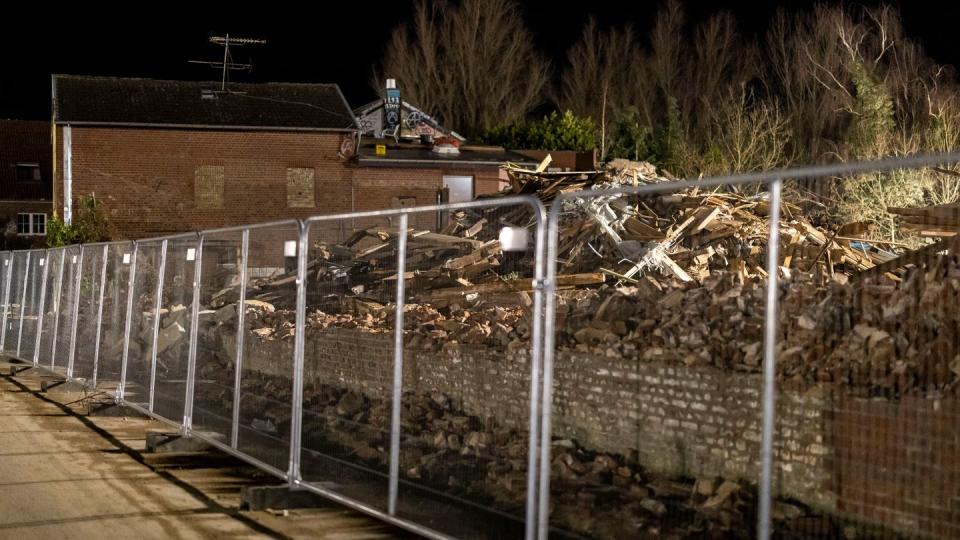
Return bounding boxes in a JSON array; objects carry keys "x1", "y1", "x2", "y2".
[{"x1": 856, "y1": 240, "x2": 947, "y2": 281}]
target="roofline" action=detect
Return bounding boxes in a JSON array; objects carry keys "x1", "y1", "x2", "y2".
[
  {"x1": 354, "y1": 98, "x2": 467, "y2": 142},
  {"x1": 356, "y1": 157, "x2": 533, "y2": 168},
  {"x1": 51, "y1": 73, "x2": 344, "y2": 90},
  {"x1": 53, "y1": 120, "x2": 358, "y2": 133},
  {"x1": 333, "y1": 84, "x2": 361, "y2": 131}
]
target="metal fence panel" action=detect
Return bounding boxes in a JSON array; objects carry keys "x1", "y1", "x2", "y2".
[
  {"x1": 2, "y1": 252, "x2": 29, "y2": 355},
  {"x1": 35, "y1": 248, "x2": 64, "y2": 368},
  {"x1": 771, "y1": 171, "x2": 960, "y2": 539},
  {"x1": 0, "y1": 251, "x2": 11, "y2": 353},
  {"x1": 121, "y1": 240, "x2": 165, "y2": 407},
  {"x1": 18, "y1": 249, "x2": 45, "y2": 362},
  {"x1": 95, "y1": 242, "x2": 135, "y2": 392},
  {"x1": 229, "y1": 222, "x2": 301, "y2": 475},
  {"x1": 54, "y1": 246, "x2": 83, "y2": 376},
  {"x1": 536, "y1": 180, "x2": 773, "y2": 539},
  {"x1": 72, "y1": 244, "x2": 108, "y2": 384},
  {"x1": 150, "y1": 236, "x2": 199, "y2": 421},
  {"x1": 395, "y1": 201, "x2": 542, "y2": 538},
  {"x1": 190, "y1": 229, "x2": 244, "y2": 449},
  {"x1": 297, "y1": 197, "x2": 546, "y2": 540},
  {"x1": 298, "y1": 214, "x2": 396, "y2": 513}
]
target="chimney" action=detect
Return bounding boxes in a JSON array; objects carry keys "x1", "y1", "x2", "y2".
[{"x1": 383, "y1": 78, "x2": 401, "y2": 135}]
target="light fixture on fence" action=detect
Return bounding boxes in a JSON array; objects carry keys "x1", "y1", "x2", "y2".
[
  {"x1": 498, "y1": 226, "x2": 529, "y2": 252},
  {"x1": 72, "y1": 255, "x2": 77, "y2": 264},
  {"x1": 186, "y1": 248, "x2": 196, "y2": 261},
  {"x1": 123, "y1": 253, "x2": 131, "y2": 264},
  {"x1": 39, "y1": 258, "x2": 44, "y2": 266}
]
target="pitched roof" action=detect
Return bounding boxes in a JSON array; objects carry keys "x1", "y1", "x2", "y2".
[
  {"x1": 52, "y1": 75, "x2": 358, "y2": 132},
  {"x1": 354, "y1": 99, "x2": 465, "y2": 141}
]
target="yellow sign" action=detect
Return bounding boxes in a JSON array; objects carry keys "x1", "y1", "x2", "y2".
[{"x1": 375, "y1": 144, "x2": 387, "y2": 156}]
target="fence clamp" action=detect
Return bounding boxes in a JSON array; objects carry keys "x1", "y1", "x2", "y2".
[{"x1": 531, "y1": 278, "x2": 545, "y2": 291}]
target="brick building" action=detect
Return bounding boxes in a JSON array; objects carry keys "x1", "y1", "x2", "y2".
[
  {"x1": 53, "y1": 75, "x2": 533, "y2": 240},
  {"x1": 0, "y1": 120, "x2": 53, "y2": 249}
]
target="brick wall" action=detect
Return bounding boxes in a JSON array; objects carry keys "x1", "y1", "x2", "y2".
[
  {"x1": 56, "y1": 126, "x2": 354, "y2": 239},
  {"x1": 55, "y1": 126, "x2": 509, "y2": 240},
  {"x1": 243, "y1": 327, "x2": 960, "y2": 538}
]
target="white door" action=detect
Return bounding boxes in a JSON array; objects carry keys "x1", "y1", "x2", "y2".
[{"x1": 442, "y1": 175, "x2": 474, "y2": 203}]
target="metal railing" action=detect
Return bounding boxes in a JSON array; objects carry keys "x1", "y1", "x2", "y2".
[{"x1": 1, "y1": 152, "x2": 959, "y2": 539}]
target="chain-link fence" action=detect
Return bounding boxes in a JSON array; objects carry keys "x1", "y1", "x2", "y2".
[{"x1": 1, "y1": 154, "x2": 959, "y2": 539}]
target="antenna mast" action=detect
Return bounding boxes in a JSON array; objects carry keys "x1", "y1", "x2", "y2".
[{"x1": 189, "y1": 34, "x2": 266, "y2": 91}]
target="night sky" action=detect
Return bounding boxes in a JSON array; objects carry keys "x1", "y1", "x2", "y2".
[{"x1": 1, "y1": 0, "x2": 956, "y2": 120}]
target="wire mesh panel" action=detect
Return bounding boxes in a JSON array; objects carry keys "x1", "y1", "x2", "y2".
[
  {"x1": 2, "y1": 252, "x2": 29, "y2": 355},
  {"x1": 53, "y1": 245, "x2": 83, "y2": 376},
  {"x1": 18, "y1": 249, "x2": 45, "y2": 362},
  {"x1": 71, "y1": 245, "x2": 107, "y2": 384},
  {"x1": 122, "y1": 241, "x2": 163, "y2": 407},
  {"x1": 394, "y1": 201, "x2": 543, "y2": 538},
  {"x1": 17, "y1": 249, "x2": 46, "y2": 361},
  {"x1": 230, "y1": 222, "x2": 300, "y2": 474},
  {"x1": 772, "y1": 171, "x2": 960, "y2": 539},
  {"x1": 190, "y1": 229, "x2": 244, "y2": 446},
  {"x1": 96, "y1": 242, "x2": 135, "y2": 392},
  {"x1": 538, "y1": 176, "x2": 781, "y2": 539},
  {"x1": 151, "y1": 235, "x2": 199, "y2": 421},
  {"x1": 298, "y1": 214, "x2": 397, "y2": 511},
  {"x1": 36, "y1": 248, "x2": 64, "y2": 368},
  {"x1": 0, "y1": 251, "x2": 11, "y2": 353}
]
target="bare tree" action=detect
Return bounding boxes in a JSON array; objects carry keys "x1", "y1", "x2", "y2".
[
  {"x1": 376, "y1": 0, "x2": 549, "y2": 137},
  {"x1": 557, "y1": 18, "x2": 649, "y2": 158}
]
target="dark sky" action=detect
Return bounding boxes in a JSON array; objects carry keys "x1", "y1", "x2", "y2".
[{"x1": 1, "y1": 1, "x2": 956, "y2": 120}]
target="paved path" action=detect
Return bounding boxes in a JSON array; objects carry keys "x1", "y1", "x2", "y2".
[{"x1": 0, "y1": 359, "x2": 411, "y2": 540}]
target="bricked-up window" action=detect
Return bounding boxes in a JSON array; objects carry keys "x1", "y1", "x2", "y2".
[
  {"x1": 286, "y1": 167, "x2": 316, "y2": 208},
  {"x1": 16, "y1": 213, "x2": 45, "y2": 235},
  {"x1": 15, "y1": 163, "x2": 41, "y2": 182},
  {"x1": 194, "y1": 165, "x2": 225, "y2": 209}
]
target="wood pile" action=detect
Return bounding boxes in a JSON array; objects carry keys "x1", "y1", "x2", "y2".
[{"x1": 889, "y1": 202, "x2": 960, "y2": 237}]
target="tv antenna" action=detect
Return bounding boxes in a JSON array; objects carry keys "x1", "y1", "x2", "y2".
[{"x1": 189, "y1": 34, "x2": 266, "y2": 91}]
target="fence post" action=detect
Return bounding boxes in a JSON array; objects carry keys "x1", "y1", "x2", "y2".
[
  {"x1": 49, "y1": 250, "x2": 66, "y2": 369},
  {"x1": 148, "y1": 240, "x2": 168, "y2": 412},
  {"x1": 387, "y1": 213, "x2": 409, "y2": 516},
  {"x1": 0, "y1": 254, "x2": 12, "y2": 352},
  {"x1": 757, "y1": 178, "x2": 783, "y2": 540},
  {"x1": 231, "y1": 229, "x2": 249, "y2": 449},
  {"x1": 537, "y1": 209, "x2": 562, "y2": 540},
  {"x1": 288, "y1": 222, "x2": 308, "y2": 487},
  {"x1": 118, "y1": 243, "x2": 139, "y2": 402},
  {"x1": 32, "y1": 252, "x2": 50, "y2": 366},
  {"x1": 182, "y1": 236, "x2": 204, "y2": 434},
  {"x1": 16, "y1": 251, "x2": 31, "y2": 358},
  {"x1": 524, "y1": 206, "x2": 547, "y2": 540},
  {"x1": 92, "y1": 245, "x2": 109, "y2": 388}
]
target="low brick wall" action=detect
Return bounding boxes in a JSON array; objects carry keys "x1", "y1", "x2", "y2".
[{"x1": 244, "y1": 327, "x2": 960, "y2": 538}]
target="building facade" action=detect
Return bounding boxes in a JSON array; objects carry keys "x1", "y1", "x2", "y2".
[
  {"x1": 0, "y1": 120, "x2": 53, "y2": 249},
  {"x1": 52, "y1": 75, "x2": 533, "y2": 240}
]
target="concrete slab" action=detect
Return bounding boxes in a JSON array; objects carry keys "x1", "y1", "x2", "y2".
[
  {"x1": 145, "y1": 431, "x2": 226, "y2": 454},
  {"x1": 240, "y1": 485, "x2": 332, "y2": 511}
]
